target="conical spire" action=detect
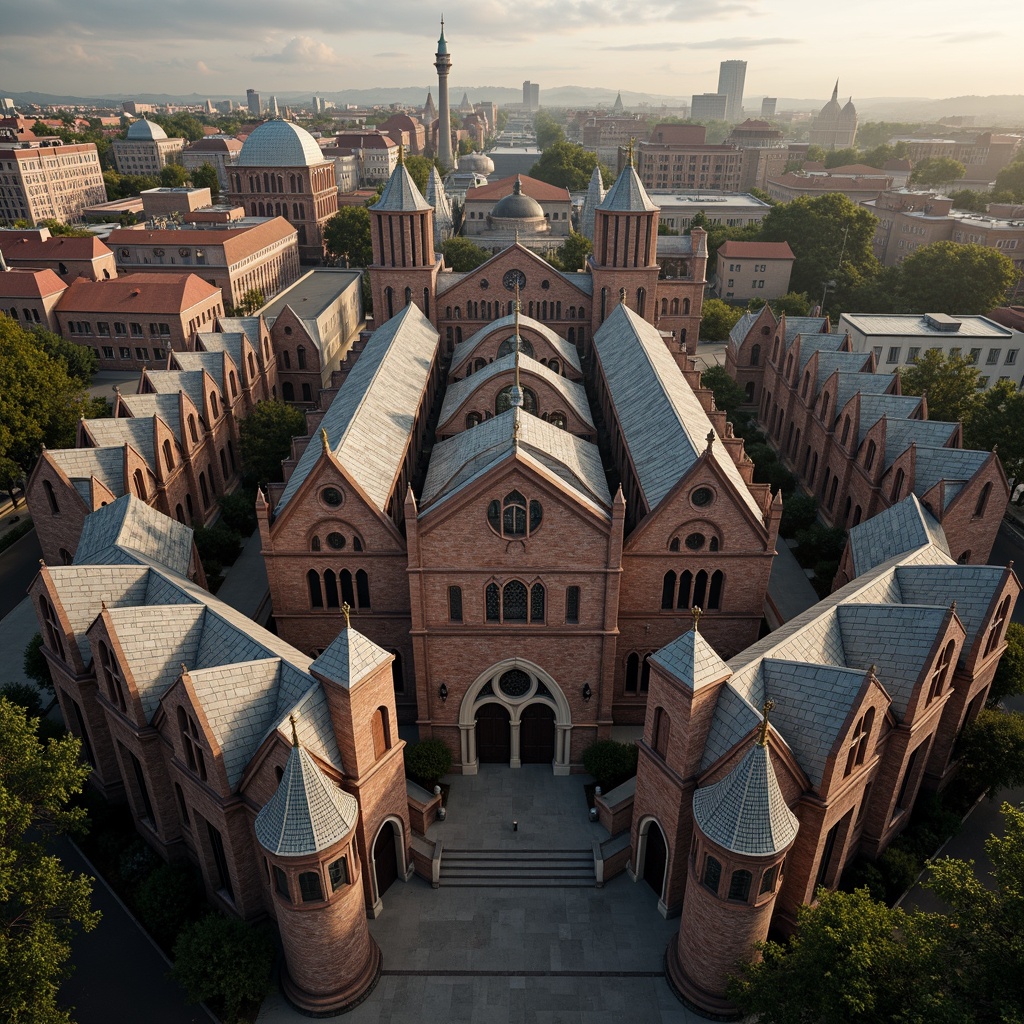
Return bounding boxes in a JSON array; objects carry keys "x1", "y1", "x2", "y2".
[
  {"x1": 437, "y1": 16, "x2": 448, "y2": 54},
  {"x1": 598, "y1": 161, "x2": 657, "y2": 213},
  {"x1": 832, "y1": 79, "x2": 839, "y2": 102},
  {"x1": 371, "y1": 156, "x2": 431, "y2": 212}
]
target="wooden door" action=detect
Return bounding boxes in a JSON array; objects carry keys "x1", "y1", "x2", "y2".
[
  {"x1": 519, "y1": 703, "x2": 555, "y2": 764},
  {"x1": 373, "y1": 821, "x2": 399, "y2": 897},
  {"x1": 476, "y1": 703, "x2": 511, "y2": 763}
]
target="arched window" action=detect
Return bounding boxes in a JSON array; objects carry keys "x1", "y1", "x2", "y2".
[
  {"x1": 661, "y1": 571, "x2": 676, "y2": 610},
  {"x1": 188, "y1": 414, "x2": 198, "y2": 443},
  {"x1": 683, "y1": 298, "x2": 690, "y2": 314},
  {"x1": 890, "y1": 468, "x2": 905, "y2": 502},
  {"x1": 670, "y1": 297, "x2": 679, "y2": 314},
  {"x1": 661, "y1": 298, "x2": 668, "y2": 315},
  {"x1": 371, "y1": 706, "x2": 391, "y2": 760},
  {"x1": 974, "y1": 482, "x2": 992, "y2": 519},
  {"x1": 185, "y1": 493, "x2": 194, "y2": 522},
  {"x1": 199, "y1": 472, "x2": 209, "y2": 509},
  {"x1": 486, "y1": 583, "x2": 500, "y2": 621},
  {"x1": 298, "y1": 871, "x2": 323, "y2": 903},
  {"x1": 496, "y1": 385, "x2": 537, "y2": 415},
  {"x1": 652, "y1": 707, "x2": 670, "y2": 759},
  {"x1": 745, "y1": 381, "x2": 755, "y2": 402},
  {"x1": 840, "y1": 416, "x2": 851, "y2": 446},
  {"x1": 625, "y1": 653, "x2": 640, "y2": 693},
  {"x1": 497, "y1": 335, "x2": 534, "y2": 358},
  {"x1": 853, "y1": 505, "x2": 863, "y2": 526},
  {"x1": 248, "y1": 352, "x2": 256, "y2": 377},
  {"x1": 820, "y1": 392, "x2": 830, "y2": 423},
  {"x1": 219, "y1": 448, "x2": 228, "y2": 479},
  {"x1": 692, "y1": 570, "x2": 708, "y2": 609},
  {"x1": 640, "y1": 654, "x2": 652, "y2": 693},
  {"x1": 297, "y1": 346, "x2": 307, "y2": 370},
  {"x1": 502, "y1": 580, "x2": 528, "y2": 622},
  {"x1": 307, "y1": 569, "x2": 323, "y2": 608},
  {"x1": 708, "y1": 570, "x2": 723, "y2": 610},
  {"x1": 565, "y1": 586, "x2": 580, "y2": 624},
  {"x1": 133, "y1": 469, "x2": 147, "y2": 500},
  {"x1": 210, "y1": 392, "x2": 219, "y2": 419},
  {"x1": 282, "y1": 350, "x2": 291, "y2": 369},
  {"x1": 177, "y1": 705, "x2": 207, "y2": 781},
  {"x1": 864, "y1": 440, "x2": 876, "y2": 471},
  {"x1": 356, "y1": 569, "x2": 371, "y2": 608},
  {"x1": 728, "y1": 869, "x2": 752, "y2": 902},
  {"x1": 702, "y1": 855, "x2": 721, "y2": 894},
  {"x1": 43, "y1": 479, "x2": 59, "y2": 514},
  {"x1": 448, "y1": 585, "x2": 463, "y2": 622},
  {"x1": 845, "y1": 707, "x2": 876, "y2": 775},
  {"x1": 677, "y1": 570, "x2": 693, "y2": 610},
  {"x1": 669, "y1": 537, "x2": 680, "y2": 552},
  {"x1": 750, "y1": 344, "x2": 760, "y2": 367},
  {"x1": 323, "y1": 570, "x2": 340, "y2": 608},
  {"x1": 175, "y1": 503, "x2": 185, "y2": 524},
  {"x1": 229, "y1": 371, "x2": 237, "y2": 398},
  {"x1": 98, "y1": 641, "x2": 127, "y2": 712},
  {"x1": 530, "y1": 583, "x2": 545, "y2": 623},
  {"x1": 302, "y1": 383, "x2": 312, "y2": 402},
  {"x1": 163, "y1": 439, "x2": 174, "y2": 472},
  {"x1": 928, "y1": 641, "x2": 956, "y2": 702},
  {"x1": 636, "y1": 288, "x2": 645, "y2": 316},
  {"x1": 984, "y1": 596, "x2": 1011, "y2": 657},
  {"x1": 340, "y1": 569, "x2": 355, "y2": 607},
  {"x1": 385, "y1": 287, "x2": 394, "y2": 319}
]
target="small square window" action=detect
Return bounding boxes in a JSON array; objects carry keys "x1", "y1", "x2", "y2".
[
  {"x1": 1005, "y1": 349, "x2": 1018, "y2": 365},
  {"x1": 135, "y1": 347, "x2": 148, "y2": 360},
  {"x1": 969, "y1": 348, "x2": 981, "y2": 363},
  {"x1": 102, "y1": 346, "x2": 114, "y2": 359},
  {"x1": 887, "y1": 346, "x2": 901, "y2": 364},
  {"x1": 987, "y1": 349, "x2": 1000, "y2": 365}
]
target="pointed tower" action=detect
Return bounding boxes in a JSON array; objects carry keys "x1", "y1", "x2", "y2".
[
  {"x1": 369, "y1": 149, "x2": 440, "y2": 322},
  {"x1": 425, "y1": 164, "x2": 454, "y2": 246},
  {"x1": 579, "y1": 165, "x2": 606, "y2": 242},
  {"x1": 423, "y1": 89, "x2": 437, "y2": 131},
  {"x1": 667, "y1": 702, "x2": 799, "y2": 1017},
  {"x1": 590, "y1": 146, "x2": 660, "y2": 333},
  {"x1": 612, "y1": 91, "x2": 624, "y2": 114},
  {"x1": 254, "y1": 720, "x2": 381, "y2": 1014},
  {"x1": 433, "y1": 19, "x2": 454, "y2": 171}
]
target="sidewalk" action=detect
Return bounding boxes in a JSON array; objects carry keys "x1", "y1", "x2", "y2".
[{"x1": 214, "y1": 528, "x2": 271, "y2": 624}]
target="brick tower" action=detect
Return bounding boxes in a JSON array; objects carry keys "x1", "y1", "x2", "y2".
[
  {"x1": 254, "y1": 719, "x2": 382, "y2": 1015},
  {"x1": 368, "y1": 151, "x2": 440, "y2": 324},
  {"x1": 667, "y1": 701, "x2": 799, "y2": 1018}
]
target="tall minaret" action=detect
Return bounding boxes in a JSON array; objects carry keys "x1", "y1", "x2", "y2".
[{"x1": 434, "y1": 18, "x2": 453, "y2": 171}]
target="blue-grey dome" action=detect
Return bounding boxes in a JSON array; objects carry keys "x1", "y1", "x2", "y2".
[
  {"x1": 126, "y1": 118, "x2": 168, "y2": 141},
  {"x1": 237, "y1": 120, "x2": 325, "y2": 168}
]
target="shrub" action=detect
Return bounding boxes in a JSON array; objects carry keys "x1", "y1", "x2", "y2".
[
  {"x1": 117, "y1": 837, "x2": 160, "y2": 889},
  {"x1": 172, "y1": 914, "x2": 275, "y2": 1023},
  {"x1": 841, "y1": 859, "x2": 887, "y2": 902},
  {"x1": 745, "y1": 442, "x2": 778, "y2": 472},
  {"x1": 779, "y1": 494, "x2": 818, "y2": 537},
  {"x1": 763, "y1": 462, "x2": 796, "y2": 496},
  {"x1": 795, "y1": 523, "x2": 847, "y2": 566},
  {"x1": 218, "y1": 490, "x2": 258, "y2": 537},
  {"x1": 135, "y1": 862, "x2": 206, "y2": 949},
  {"x1": 193, "y1": 523, "x2": 243, "y2": 567},
  {"x1": 0, "y1": 681, "x2": 42, "y2": 717},
  {"x1": 404, "y1": 739, "x2": 452, "y2": 786},
  {"x1": 877, "y1": 846, "x2": 920, "y2": 901},
  {"x1": 582, "y1": 740, "x2": 639, "y2": 791}
]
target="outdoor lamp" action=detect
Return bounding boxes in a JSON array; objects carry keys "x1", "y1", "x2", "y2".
[
  {"x1": 438, "y1": 682, "x2": 448, "y2": 703},
  {"x1": 582, "y1": 683, "x2": 592, "y2": 701}
]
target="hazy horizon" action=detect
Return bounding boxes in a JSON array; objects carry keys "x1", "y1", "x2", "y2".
[{"x1": 2, "y1": 0, "x2": 1021, "y2": 104}]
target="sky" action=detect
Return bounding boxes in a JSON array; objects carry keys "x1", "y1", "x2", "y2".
[{"x1": 2, "y1": 0, "x2": 1021, "y2": 102}]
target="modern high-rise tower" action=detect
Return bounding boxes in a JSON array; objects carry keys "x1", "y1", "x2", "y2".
[
  {"x1": 717, "y1": 60, "x2": 747, "y2": 122},
  {"x1": 434, "y1": 19, "x2": 453, "y2": 170},
  {"x1": 246, "y1": 89, "x2": 262, "y2": 116},
  {"x1": 522, "y1": 81, "x2": 540, "y2": 111}
]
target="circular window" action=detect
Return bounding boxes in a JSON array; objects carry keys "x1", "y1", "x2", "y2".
[
  {"x1": 327, "y1": 532, "x2": 345, "y2": 550},
  {"x1": 498, "y1": 669, "x2": 531, "y2": 698},
  {"x1": 480, "y1": 279, "x2": 489, "y2": 289},
  {"x1": 691, "y1": 487, "x2": 714, "y2": 508},
  {"x1": 321, "y1": 487, "x2": 342, "y2": 507},
  {"x1": 541, "y1": 279, "x2": 550, "y2": 290},
  {"x1": 685, "y1": 532, "x2": 706, "y2": 551},
  {"x1": 503, "y1": 269, "x2": 527, "y2": 291},
  {"x1": 284, "y1": 325, "x2": 292, "y2": 335}
]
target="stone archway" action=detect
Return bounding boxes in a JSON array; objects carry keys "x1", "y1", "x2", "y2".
[
  {"x1": 458, "y1": 658, "x2": 573, "y2": 775},
  {"x1": 634, "y1": 816, "x2": 671, "y2": 918}
]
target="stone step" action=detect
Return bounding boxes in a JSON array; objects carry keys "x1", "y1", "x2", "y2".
[{"x1": 439, "y1": 848, "x2": 595, "y2": 888}]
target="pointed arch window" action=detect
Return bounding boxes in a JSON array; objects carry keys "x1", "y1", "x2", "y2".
[
  {"x1": 928, "y1": 641, "x2": 955, "y2": 702},
  {"x1": 530, "y1": 583, "x2": 545, "y2": 623},
  {"x1": 625, "y1": 653, "x2": 640, "y2": 693},
  {"x1": 661, "y1": 571, "x2": 676, "y2": 610},
  {"x1": 984, "y1": 596, "x2": 1011, "y2": 658},
  {"x1": 177, "y1": 706, "x2": 207, "y2": 781},
  {"x1": 307, "y1": 569, "x2": 323, "y2": 608},
  {"x1": 43, "y1": 479, "x2": 60, "y2": 514}
]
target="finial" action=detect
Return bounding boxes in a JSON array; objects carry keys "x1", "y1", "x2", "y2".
[
  {"x1": 627, "y1": 137, "x2": 635, "y2": 167},
  {"x1": 398, "y1": 141, "x2": 404, "y2": 165},
  {"x1": 869, "y1": 664, "x2": 877, "y2": 677},
  {"x1": 39, "y1": 558, "x2": 45, "y2": 567},
  {"x1": 289, "y1": 713, "x2": 299, "y2": 747},
  {"x1": 757, "y1": 698, "x2": 775, "y2": 746},
  {"x1": 320, "y1": 427, "x2": 330, "y2": 454},
  {"x1": 706, "y1": 429, "x2": 715, "y2": 452},
  {"x1": 515, "y1": 227, "x2": 519, "y2": 244},
  {"x1": 950, "y1": 600, "x2": 957, "y2": 612},
  {"x1": 180, "y1": 662, "x2": 187, "y2": 676},
  {"x1": 342, "y1": 601, "x2": 351, "y2": 627},
  {"x1": 691, "y1": 605, "x2": 702, "y2": 632},
  {"x1": 619, "y1": 286, "x2": 626, "y2": 303}
]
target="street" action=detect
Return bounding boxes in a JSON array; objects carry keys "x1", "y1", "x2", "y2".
[{"x1": 0, "y1": 525, "x2": 43, "y2": 618}]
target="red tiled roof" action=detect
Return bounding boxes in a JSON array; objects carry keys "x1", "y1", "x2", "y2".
[
  {"x1": 55, "y1": 273, "x2": 221, "y2": 315},
  {"x1": 0, "y1": 268, "x2": 68, "y2": 298},
  {"x1": 106, "y1": 217, "x2": 296, "y2": 263},
  {"x1": 0, "y1": 234, "x2": 112, "y2": 261},
  {"x1": 465, "y1": 175, "x2": 571, "y2": 203},
  {"x1": 717, "y1": 240, "x2": 795, "y2": 260}
]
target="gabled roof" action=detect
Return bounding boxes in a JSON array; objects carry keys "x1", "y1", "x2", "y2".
[
  {"x1": 0, "y1": 267, "x2": 67, "y2": 298},
  {"x1": 796, "y1": 332, "x2": 846, "y2": 372},
  {"x1": 0, "y1": 234, "x2": 112, "y2": 262},
  {"x1": 275, "y1": 303, "x2": 438, "y2": 515},
  {"x1": 421, "y1": 408, "x2": 610, "y2": 515},
  {"x1": 693, "y1": 741, "x2": 799, "y2": 856},
  {"x1": 439, "y1": 353, "x2": 593, "y2": 430},
  {"x1": 453, "y1": 312, "x2": 582, "y2": 373},
  {"x1": 115, "y1": 392, "x2": 183, "y2": 441},
  {"x1": 371, "y1": 161, "x2": 432, "y2": 213},
  {"x1": 254, "y1": 741, "x2": 358, "y2": 856},
  {"x1": 310, "y1": 627, "x2": 393, "y2": 689},
  {"x1": 82, "y1": 417, "x2": 157, "y2": 471},
  {"x1": 857, "y1": 394, "x2": 922, "y2": 442},
  {"x1": 594, "y1": 304, "x2": 763, "y2": 519},
  {"x1": 832, "y1": 371, "x2": 895, "y2": 413},
  {"x1": 48, "y1": 447, "x2": 126, "y2": 501},
  {"x1": 717, "y1": 240, "x2": 795, "y2": 260},
  {"x1": 728, "y1": 309, "x2": 767, "y2": 347},
  {"x1": 846, "y1": 495, "x2": 950, "y2": 577},
  {"x1": 882, "y1": 418, "x2": 958, "y2": 469},
  {"x1": 912, "y1": 448, "x2": 990, "y2": 506},
  {"x1": 651, "y1": 627, "x2": 731, "y2": 691},
  {"x1": 55, "y1": 273, "x2": 219, "y2": 315},
  {"x1": 784, "y1": 316, "x2": 830, "y2": 344},
  {"x1": 141, "y1": 369, "x2": 207, "y2": 415},
  {"x1": 465, "y1": 174, "x2": 572, "y2": 204},
  {"x1": 597, "y1": 164, "x2": 658, "y2": 213}
]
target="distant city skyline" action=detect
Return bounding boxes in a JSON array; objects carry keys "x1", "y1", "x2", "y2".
[{"x1": 0, "y1": 0, "x2": 1020, "y2": 102}]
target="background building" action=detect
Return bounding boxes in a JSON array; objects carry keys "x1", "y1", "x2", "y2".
[
  {"x1": 0, "y1": 142, "x2": 106, "y2": 225},
  {"x1": 691, "y1": 94, "x2": 727, "y2": 121},
  {"x1": 523, "y1": 81, "x2": 540, "y2": 111},
  {"x1": 633, "y1": 124, "x2": 743, "y2": 192},
  {"x1": 717, "y1": 60, "x2": 747, "y2": 123},
  {"x1": 760, "y1": 98, "x2": 777, "y2": 118},
  {"x1": 0, "y1": 227, "x2": 116, "y2": 281},
  {"x1": 809, "y1": 82, "x2": 858, "y2": 149},
  {"x1": 712, "y1": 240, "x2": 795, "y2": 302},
  {"x1": 247, "y1": 89, "x2": 262, "y2": 116},
  {"x1": 112, "y1": 119, "x2": 185, "y2": 176},
  {"x1": 181, "y1": 137, "x2": 243, "y2": 192}
]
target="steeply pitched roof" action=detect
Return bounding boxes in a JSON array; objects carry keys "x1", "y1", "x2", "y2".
[
  {"x1": 913, "y1": 448, "x2": 990, "y2": 506},
  {"x1": 846, "y1": 494, "x2": 950, "y2": 577},
  {"x1": 453, "y1": 312, "x2": 582, "y2": 372},
  {"x1": 371, "y1": 162, "x2": 432, "y2": 213},
  {"x1": 275, "y1": 303, "x2": 438, "y2": 515},
  {"x1": 594, "y1": 304, "x2": 763, "y2": 519},
  {"x1": 651, "y1": 627, "x2": 731, "y2": 691},
  {"x1": 56, "y1": 273, "x2": 219, "y2": 315},
  {"x1": 82, "y1": 417, "x2": 157, "y2": 471},
  {"x1": 597, "y1": 165, "x2": 658, "y2": 213},
  {"x1": 48, "y1": 447, "x2": 126, "y2": 501},
  {"x1": 310, "y1": 627, "x2": 393, "y2": 689},
  {"x1": 784, "y1": 316, "x2": 830, "y2": 344},
  {"x1": 882, "y1": 418, "x2": 958, "y2": 469}
]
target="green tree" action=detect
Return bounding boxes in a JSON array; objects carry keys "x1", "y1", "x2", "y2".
[
  {"x1": 804, "y1": 144, "x2": 827, "y2": 163},
  {"x1": 989, "y1": 623, "x2": 1024, "y2": 703},
  {"x1": 948, "y1": 189, "x2": 991, "y2": 213},
  {"x1": 964, "y1": 378, "x2": 1024, "y2": 493},
  {"x1": 898, "y1": 349, "x2": 981, "y2": 425},
  {"x1": 897, "y1": 242, "x2": 1020, "y2": 315},
  {"x1": 909, "y1": 157, "x2": 967, "y2": 190},
  {"x1": 0, "y1": 698, "x2": 99, "y2": 1024},
  {"x1": 102, "y1": 170, "x2": 159, "y2": 200},
  {"x1": 238, "y1": 400, "x2": 307, "y2": 487},
  {"x1": 533, "y1": 110, "x2": 565, "y2": 150},
  {"x1": 824, "y1": 147, "x2": 862, "y2": 168},
  {"x1": 992, "y1": 159, "x2": 1024, "y2": 202},
  {"x1": 189, "y1": 162, "x2": 220, "y2": 201},
  {"x1": 323, "y1": 205, "x2": 372, "y2": 268},
  {"x1": 33, "y1": 328, "x2": 98, "y2": 384},
  {"x1": 957, "y1": 709, "x2": 1024, "y2": 796},
  {"x1": 729, "y1": 887, "x2": 953, "y2": 1024},
  {"x1": 402, "y1": 154, "x2": 436, "y2": 194},
  {"x1": 701, "y1": 365, "x2": 747, "y2": 418},
  {"x1": 440, "y1": 236, "x2": 490, "y2": 272},
  {"x1": 749, "y1": 292, "x2": 812, "y2": 318},
  {"x1": 530, "y1": 141, "x2": 610, "y2": 191},
  {"x1": 757, "y1": 193, "x2": 881, "y2": 311},
  {"x1": 159, "y1": 163, "x2": 190, "y2": 188},
  {"x1": 37, "y1": 219, "x2": 92, "y2": 238},
  {"x1": 700, "y1": 298, "x2": 744, "y2": 341},
  {"x1": 237, "y1": 288, "x2": 264, "y2": 316},
  {"x1": 549, "y1": 231, "x2": 592, "y2": 272}
]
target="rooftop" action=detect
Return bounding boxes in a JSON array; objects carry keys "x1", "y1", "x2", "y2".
[
  {"x1": 56, "y1": 273, "x2": 220, "y2": 315},
  {"x1": 839, "y1": 313, "x2": 1012, "y2": 339}
]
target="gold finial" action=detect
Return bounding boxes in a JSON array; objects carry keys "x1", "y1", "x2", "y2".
[
  {"x1": 180, "y1": 662, "x2": 187, "y2": 676},
  {"x1": 342, "y1": 601, "x2": 351, "y2": 627},
  {"x1": 627, "y1": 137, "x2": 635, "y2": 167},
  {"x1": 398, "y1": 141, "x2": 404, "y2": 165},
  {"x1": 320, "y1": 427, "x2": 330, "y2": 454},
  {"x1": 691, "y1": 605, "x2": 703, "y2": 632},
  {"x1": 757, "y1": 698, "x2": 776, "y2": 746},
  {"x1": 289, "y1": 712, "x2": 299, "y2": 747}
]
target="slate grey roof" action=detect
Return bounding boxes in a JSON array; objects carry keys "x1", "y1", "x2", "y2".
[
  {"x1": 275, "y1": 303, "x2": 439, "y2": 515},
  {"x1": 830, "y1": 371, "x2": 893, "y2": 415},
  {"x1": 371, "y1": 161, "x2": 432, "y2": 212},
  {"x1": 598, "y1": 165, "x2": 658, "y2": 213},
  {"x1": 882, "y1": 418, "x2": 958, "y2": 469},
  {"x1": 254, "y1": 742, "x2": 359, "y2": 857},
  {"x1": 594, "y1": 304, "x2": 763, "y2": 519},
  {"x1": 693, "y1": 742, "x2": 799, "y2": 856},
  {"x1": 195, "y1": 331, "x2": 245, "y2": 371},
  {"x1": 580, "y1": 165, "x2": 606, "y2": 241},
  {"x1": 454, "y1": 313, "x2": 582, "y2": 373},
  {"x1": 421, "y1": 408, "x2": 610, "y2": 515},
  {"x1": 913, "y1": 448, "x2": 990, "y2": 506},
  {"x1": 116, "y1": 392, "x2": 183, "y2": 442},
  {"x1": 561, "y1": 272, "x2": 594, "y2": 296},
  {"x1": 310, "y1": 627, "x2": 393, "y2": 689},
  {"x1": 785, "y1": 316, "x2": 830, "y2": 344},
  {"x1": 171, "y1": 350, "x2": 227, "y2": 387},
  {"x1": 729, "y1": 310, "x2": 762, "y2": 348},
  {"x1": 74, "y1": 493, "x2": 195, "y2": 577},
  {"x1": 84, "y1": 417, "x2": 157, "y2": 470},
  {"x1": 215, "y1": 317, "x2": 263, "y2": 348},
  {"x1": 49, "y1": 447, "x2": 126, "y2": 500},
  {"x1": 439, "y1": 353, "x2": 593, "y2": 430},
  {"x1": 701, "y1": 685, "x2": 762, "y2": 772},
  {"x1": 857, "y1": 394, "x2": 922, "y2": 442},
  {"x1": 796, "y1": 332, "x2": 846, "y2": 372},
  {"x1": 143, "y1": 369, "x2": 207, "y2": 413},
  {"x1": 651, "y1": 627, "x2": 731, "y2": 691},
  {"x1": 847, "y1": 494, "x2": 950, "y2": 577}
]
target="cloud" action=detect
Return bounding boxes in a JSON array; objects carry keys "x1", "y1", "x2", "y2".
[
  {"x1": 253, "y1": 36, "x2": 340, "y2": 65},
  {"x1": 373, "y1": 52, "x2": 408, "y2": 59}
]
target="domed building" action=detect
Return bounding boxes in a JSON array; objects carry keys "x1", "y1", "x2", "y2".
[
  {"x1": 809, "y1": 81, "x2": 858, "y2": 149},
  {"x1": 462, "y1": 174, "x2": 571, "y2": 255},
  {"x1": 227, "y1": 120, "x2": 339, "y2": 264},
  {"x1": 112, "y1": 116, "x2": 185, "y2": 176}
]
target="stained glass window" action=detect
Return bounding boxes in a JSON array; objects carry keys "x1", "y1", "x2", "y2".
[
  {"x1": 530, "y1": 583, "x2": 545, "y2": 623},
  {"x1": 486, "y1": 583, "x2": 500, "y2": 621},
  {"x1": 503, "y1": 580, "x2": 528, "y2": 621},
  {"x1": 529, "y1": 499, "x2": 543, "y2": 531}
]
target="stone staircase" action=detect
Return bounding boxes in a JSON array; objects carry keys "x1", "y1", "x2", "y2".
[{"x1": 439, "y1": 848, "x2": 595, "y2": 888}]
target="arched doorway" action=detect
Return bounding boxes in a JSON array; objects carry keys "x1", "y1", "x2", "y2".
[
  {"x1": 642, "y1": 820, "x2": 668, "y2": 900},
  {"x1": 373, "y1": 820, "x2": 400, "y2": 899},
  {"x1": 476, "y1": 704, "x2": 511, "y2": 763},
  {"x1": 520, "y1": 704, "x2": 555, "y2": 764}
]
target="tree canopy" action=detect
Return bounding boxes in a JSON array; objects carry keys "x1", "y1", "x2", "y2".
[
  {"x1": 402, "y1": 154, "x2": 438, "y2": 194},
  {"x1": 909, "y1": 157, "x2": 967, "y2": 190},
  {"x1": 992, "y1": 159, "x2": 1024, "y2": 202},
  {"x1": 546, "y1": 231, "x2": 592, "y2": 272},
  {"x1": 322, "y1": 205, "x2": 372, "y2": 269},
  {"x1": 158, "y1": 163, "x2": 190, "y2": 188},
  {"x1": 898, "y1": 349, "x2": 982, "y2": 425},
  {"x1": 956, "y1": 709, "x2": 1024, "y2": 796},
  {"x1": 533, "y1": 110, "x2": 565, "y2": 150},
  {"x1": 701, "y1": 364, "x2": 748, "y2": 419},
  {"x1": 0, "y1": 698, "x2": 99, "y2": 1024},
  {"x1": 238, "y1": 400, "x2": 307, "y2": 487},
  {"x1": 989, "y1": 622, "x2": 1024, "y2": 703},
  {"x1": 440, "y1": 237, "x2": 490, "y2": 272},
  {"x1": 964, "y1": 378, "x2": 1024, "y2": 494},
  {"x1": 529, "y1": 142, "x2": 611, "y2": 191},
  {"x1": 102, "y1": 170, "x2": 159, "y2": 200},
  {"x1": 189, "y1": 162, "x2": 220, "y2": 201},
  {"x1": 700, "y1": 298, "x2": 744, "y2": 341},
  {"x1": 896, "y1": 242, "x2": 1020, "y2": 315}
]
